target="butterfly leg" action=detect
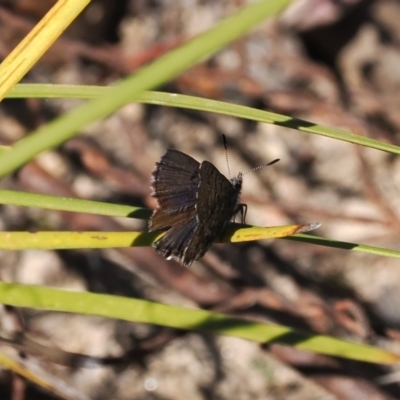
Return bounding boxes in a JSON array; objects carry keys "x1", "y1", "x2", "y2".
[{"x1": 234, "y1": 203, "x2": 247, "y2": 224}]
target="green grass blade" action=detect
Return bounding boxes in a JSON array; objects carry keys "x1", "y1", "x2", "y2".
[
  {"x1": 1, "y1": 231, "x2": 400, "y2": 260},
  {"x1": 0, "y1": 0, "x2": 292, "y2": 177},
  {"x1": 284, "y1": 234, "x2": 400, "y2": 258},
  {"x1": 0, "y1": 283, "x2": 397, "y2": 364},
  {"x1": 0, "y1": 189, "x2": 398, "y2": 257},
  {"x1": 0, "y1": 146, "x2": 11, "y2": 155},
  {"x1": 7, "y1": 86, "x2": 400, "y2": 155},
  {"x1": 0, "y1": 190, "x2": 151, "y2": 219}
]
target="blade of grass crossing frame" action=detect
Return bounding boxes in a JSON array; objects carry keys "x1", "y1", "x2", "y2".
[
  {"x1": 0, "y1": 0, "x2": 293, "y2": 177},
  {"x1": 0, "y1": 283, "x2": 397, "y2": 365},
  {"x1": 7, "y1": 86, "x2": 400, "y2": 156}
]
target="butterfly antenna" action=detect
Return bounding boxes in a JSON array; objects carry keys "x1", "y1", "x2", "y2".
[
  {"x1": 222, "y1": 134, "x2": 231, "y2": 179},
  {"x1": 242, "y1": 158, "x2": 280, "y2": 176}
]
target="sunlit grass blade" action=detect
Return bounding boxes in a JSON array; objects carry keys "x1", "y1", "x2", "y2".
[
  {"x1": 1, "y1": 228, "x2": 400, "y2": 261},
  {"x1": 223, "y1": 222, "x2": 320, "y2": 242},
  {"x1": 7, "y1": 86, "x2": 400, "y2": 156},
  {"x1": 0, "y1": 225, "x2": 315, "y2": 250},
  {"x1": 0, "y1": 146, "x2": 11, "y2": 155},
  {"x1": 0, "y1": 0, "x2": 293, "y2": 177},
  {"x1": 0, "y1": 231, "x2": 160, "y2": 249},
  {"x1": 0, "y1": 191, "x2": 398, "y2": 257},
  {"x1": 0, "y1": 0, "x2": 89, "y2": 100},
  {"x1": 0, "y1": 283, "x2": 397, "y2": 365}
]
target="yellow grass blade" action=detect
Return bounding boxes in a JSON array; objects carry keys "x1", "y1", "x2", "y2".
[
  {"x1": 0, "y1": 0, "x2": 89, "y2": 100},
  {"x1": 0, "y1": 224, "x2": 319, "y2": 250}
]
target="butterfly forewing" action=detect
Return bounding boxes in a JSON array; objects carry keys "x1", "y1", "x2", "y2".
[
  {"x1": 151, "y1": 150, "x2": 200, "y2": 208},
  {"x1": 150, "y1": 150, "x2": 200, "y2": 230}
]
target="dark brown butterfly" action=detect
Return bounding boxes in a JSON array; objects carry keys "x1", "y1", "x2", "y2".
[{"x1": 149, "y1": 142, "x2": 279, "y2": 267}]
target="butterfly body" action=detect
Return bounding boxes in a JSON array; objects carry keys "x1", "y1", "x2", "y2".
[{"x1": 149, "y1": 149, "x2": 242, "y2": 267}]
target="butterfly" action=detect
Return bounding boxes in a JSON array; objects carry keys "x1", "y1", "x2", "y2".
[
  {"x1": 149, "y1": 148, "x2": 244, "y2": 267},
  {"x1": 149, "y1": 135, "x2": 280, "y2": 267}
]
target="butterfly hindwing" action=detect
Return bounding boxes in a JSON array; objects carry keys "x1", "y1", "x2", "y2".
[
  {"x1": 180, "y1": 161, "x2": 242, "y2": 264},
  {"x1": 153, "y1": 218, "x2": 198, "y2": 266},
  {"x1": 196, "y1": 161, "x2": 240, "y2": 222}
]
